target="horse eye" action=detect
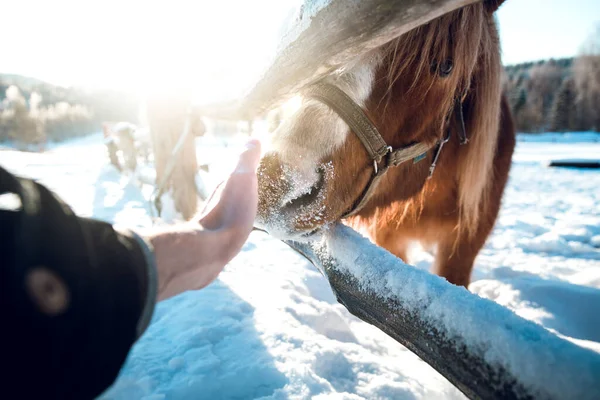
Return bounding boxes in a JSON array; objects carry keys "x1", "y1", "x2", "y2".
[{"x1": 438, "y1": 59, "x2": 454, "y2": 77}]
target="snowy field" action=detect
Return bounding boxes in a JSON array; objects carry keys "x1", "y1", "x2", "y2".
[{"x1": 1, "y1": 132, "x2": 599, "y2": 399}]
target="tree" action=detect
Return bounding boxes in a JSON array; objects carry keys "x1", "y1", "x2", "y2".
[
  {"x1": 515, "y1": 96, "x2": 544, "y2": 133},
  {"x1": 0, "y1": 86, "x2": 42, "y2": 147},
  {"x1": 513, "y1": 87, "x2": 527, "y2": 114},
  {"x1": 573, "y1": 23, "x2": 600, "y2": 131},
  {"x1": 527, "y1": 62, "x2": 564, "y2": 129},
  {"x1": 550, "y1": 77, "x2": 578, "y2": 132}
]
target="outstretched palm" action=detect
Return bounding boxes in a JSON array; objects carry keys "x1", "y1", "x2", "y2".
[{"x1": 153, "y1": 140, "x2": 261, "y2": 301}]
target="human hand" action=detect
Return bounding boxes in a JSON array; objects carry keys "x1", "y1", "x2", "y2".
[{"x1": 152, "y1": 140, "x2": 261, "y2": 301}]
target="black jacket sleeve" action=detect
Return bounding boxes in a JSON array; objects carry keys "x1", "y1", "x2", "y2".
[{"x1": 1, "y1": 166, "x2": 157, "y2": 399}]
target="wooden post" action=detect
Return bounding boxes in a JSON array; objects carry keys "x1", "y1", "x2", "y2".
[{"x1": 145, "y1": 90, "x2": 199, "y2": 220}]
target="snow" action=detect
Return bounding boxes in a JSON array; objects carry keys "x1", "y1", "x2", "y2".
[
  {"x1": 1, "y1": 132, "x2": 599, "y2": 399},
  {"x1": 277, "y1": 0, "x2": 332, "y2": 55},
  {"x1": 516, "y1": 132, "x2": 600, "y2": 143},
  {"x1": 513, "y1": 132, "x2": 600, "y2": 164}
]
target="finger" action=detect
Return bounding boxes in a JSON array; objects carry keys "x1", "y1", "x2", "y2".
[
  {"x1": 215, "y1": 168, "x2": 258, "y2": 229},
  {"x1": 199, "y1": 180, "x2": 225, "y2": 216},
  {"x1": 233, "y1": 139, "x2": 262, "y2": 174},
  {"x1": 198, "y1": 140, "x2": 260, "y2": 221}
]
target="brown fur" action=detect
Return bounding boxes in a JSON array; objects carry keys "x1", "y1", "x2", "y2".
[
  {"x1": 346, "y1": 3, "x2": 515, "y2": 286},
  {"x1": 257, "y1": 2, "x2": 516, "y2": 287}
]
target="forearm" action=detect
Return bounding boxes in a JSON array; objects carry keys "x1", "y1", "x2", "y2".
[{"x1": 149, "y1": 224, "x2": 235, "y2": 301}]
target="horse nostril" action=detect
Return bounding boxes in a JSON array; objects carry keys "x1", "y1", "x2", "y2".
[{"x1": 281, "y1": 167, "x2": 325, "y2": 211}]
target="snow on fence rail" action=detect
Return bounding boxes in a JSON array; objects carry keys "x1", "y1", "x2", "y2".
[{"x1": 285, "y1": 224, "x2": 600, "y2": 400}]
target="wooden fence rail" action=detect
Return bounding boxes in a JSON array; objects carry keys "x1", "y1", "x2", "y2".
[{"x1": 284, "y1": 224, "x2": 600, "y2": 400}]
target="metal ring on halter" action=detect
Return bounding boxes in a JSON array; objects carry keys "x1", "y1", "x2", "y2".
[{"x1": 373, "y1": 146, "x2": 393, "y2": 175}]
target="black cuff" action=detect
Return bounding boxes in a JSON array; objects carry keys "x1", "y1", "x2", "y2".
[
  {"x1": 2, "y1": 166, "x2": 156, "y2": 400},
  {"x1": 113, "y1": 227, "x2": 157, "y2": 337}
]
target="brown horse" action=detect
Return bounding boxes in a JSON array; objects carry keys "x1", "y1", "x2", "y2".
[{"x1": 256, "y1": 0, "x2": 515, "y2": 288}]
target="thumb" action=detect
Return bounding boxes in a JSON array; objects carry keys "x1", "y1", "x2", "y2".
[
  {"x1": 233, "y1": 139, "x2": 262, "y2": 174},
  {"x1": 199, "y1": 140, "x2": 261, "y2": 230}
]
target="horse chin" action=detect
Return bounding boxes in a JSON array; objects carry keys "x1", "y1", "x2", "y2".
[
  {"x1": 254, "y1": 215, "x2": 324, "y2": 242},
  {"x1": 256, "y1": 188, "x2": 328, "y2": 241}
]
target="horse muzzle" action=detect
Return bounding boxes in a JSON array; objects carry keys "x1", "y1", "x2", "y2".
[{"x1": 256, "y1": 152, "x2": 330, "y2": 238}]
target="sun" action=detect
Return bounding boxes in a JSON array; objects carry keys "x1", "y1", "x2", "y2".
[{"x1": 2, "y1": 0, "x2": 299, "y2": 105}]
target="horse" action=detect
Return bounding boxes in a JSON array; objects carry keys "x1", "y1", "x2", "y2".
[{"x1": 255, "y1": 0, "x2": 516, "y2": 288}]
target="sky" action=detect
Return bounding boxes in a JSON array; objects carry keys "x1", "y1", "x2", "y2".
[
  {"x1": 1, "y1": 0, "x2": 599, "y2": 103},
  {"x1": 496, "y1": 0, "x2": 599, "y2": 65}
]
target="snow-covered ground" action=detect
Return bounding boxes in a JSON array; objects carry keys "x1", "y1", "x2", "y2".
[{"x1": 1, "y1": 132, "x2": 599, "y2": 399}]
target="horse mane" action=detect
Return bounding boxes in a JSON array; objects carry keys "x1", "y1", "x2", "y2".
[{"x1": 379, "y1": 2, "x2": 503, "y2": 237}]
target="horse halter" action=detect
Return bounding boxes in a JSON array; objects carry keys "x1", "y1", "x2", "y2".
[{"x1": 304, "y1": 82, "x2": 468, "y2": 218}]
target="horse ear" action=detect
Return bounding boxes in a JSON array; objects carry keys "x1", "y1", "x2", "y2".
[{"x1": 485, "y1": 0, "x2": 507, "y2": 13}]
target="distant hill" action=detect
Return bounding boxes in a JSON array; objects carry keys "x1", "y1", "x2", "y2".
[
  {"x1": 502, "y1": 57, "x2": 578, "y2": 132},
  {"x1": 0, "y1": 73, "x2": 53, "y2": 89},
  {"x1": 2, "y1": 52, "x2": 599, "y2": 141},
  {"x1": 0, "y1": 73, "x2": 142, "y2": 144},
  {"x1": 504, "y1": 57, "x2": 574, "y2": 75},
  {"x1": 504, "y1": 56, "x2": 600, "y2": 133},
  {"x1": 0, "y1": 73, "x2": 140, "y2": 123}
]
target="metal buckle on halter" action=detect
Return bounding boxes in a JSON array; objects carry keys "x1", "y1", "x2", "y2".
[
  {"x1": 428, "y1": 130, "x2": 451, "y2": 178},
  {"x1": 374, "y1": 146, "x2": 393, "y2": 175}
]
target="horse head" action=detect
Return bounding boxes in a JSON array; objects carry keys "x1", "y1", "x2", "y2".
[{"x1": 256, "y1": 1, "x2": 506, "y2": 241}]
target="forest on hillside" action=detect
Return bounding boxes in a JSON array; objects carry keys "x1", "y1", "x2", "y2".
[
  {"x1": 503, "y1": 24, "x2": 599, "y2": 133},
  {"x1": 0, "y1": 75, "x2": 139, "y2": 146},
  {"x1": 504, "y1": 55, "x2": 599, "y2": 133}
]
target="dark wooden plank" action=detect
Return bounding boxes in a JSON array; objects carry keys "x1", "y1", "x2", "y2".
[
  {"x1": 548, "y1": 159, "x2": 600, "y2": 169},
  {"x1": 198, "y1": 0, "x2": 480, "y2": 120},
  {"x1": 282, "y1": 224, "x2": 600, "y2": 400}
]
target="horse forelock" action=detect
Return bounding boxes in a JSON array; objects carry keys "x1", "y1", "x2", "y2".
[
  {"x1": 366, "y1": 2, "x2": 502, "y2": 237},
  {"x1": 381, "y1": 4, "x2": 486, "y2": 109}
]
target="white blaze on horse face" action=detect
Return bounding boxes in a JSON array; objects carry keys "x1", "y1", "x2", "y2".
[
  {"x1": 269, "y1": 52, "x2": 381, "y2": 187},
  {"x1": 257, "y1": 52, "x2": 382, "y2": 238}
]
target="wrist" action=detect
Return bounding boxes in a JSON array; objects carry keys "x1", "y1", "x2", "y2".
[
  {"x1": 149, "y1": 227, "x2": 200, "y2": 301},
  {"x1": 114, "y1": 227, "x2": 158, "y2": 336}
]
